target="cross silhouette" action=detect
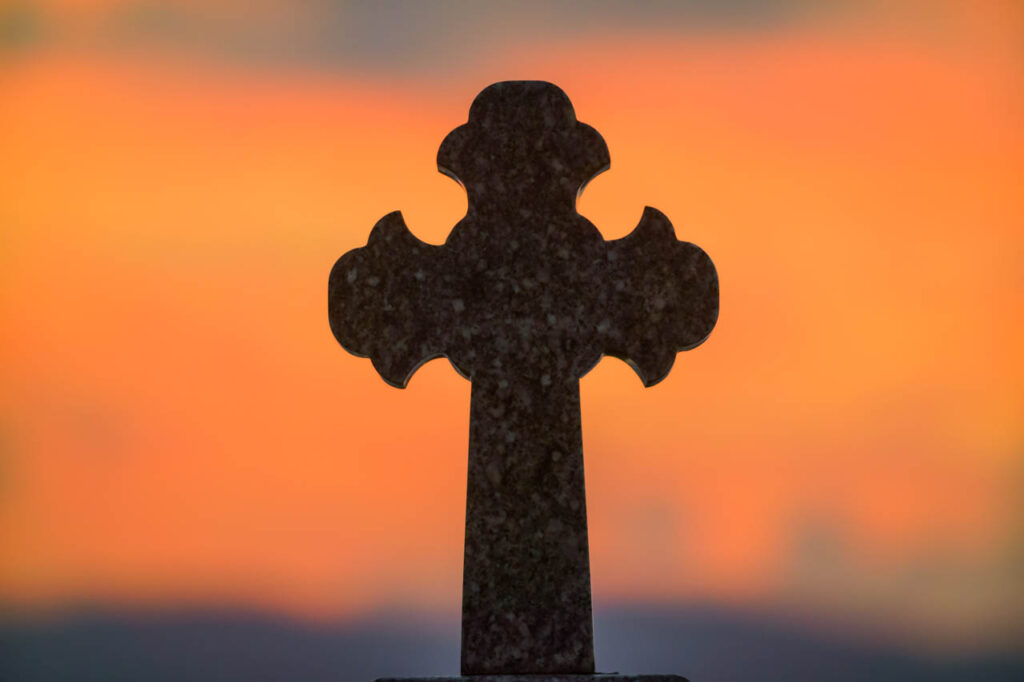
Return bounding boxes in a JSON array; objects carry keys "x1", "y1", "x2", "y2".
[{"x1": 329, "y1": 82, "x2": 718, "y2": 676}]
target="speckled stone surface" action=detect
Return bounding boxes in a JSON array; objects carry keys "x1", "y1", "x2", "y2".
[{"x1": 328, "y1": 82, "x2": 718, "y2": 676}]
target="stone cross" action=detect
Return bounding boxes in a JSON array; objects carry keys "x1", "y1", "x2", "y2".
[{"x1": 329, "y1": 82, "x2": 718, "y2": 677}]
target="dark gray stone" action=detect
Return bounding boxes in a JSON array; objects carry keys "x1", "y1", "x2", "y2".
[{"x1": 328, "y1": 82, "x2": 718, "y2": 676}]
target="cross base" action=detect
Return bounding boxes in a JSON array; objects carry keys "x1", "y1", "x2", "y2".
[{"x1": 376, "y1": 671, "x2": 688, "y2": 675}]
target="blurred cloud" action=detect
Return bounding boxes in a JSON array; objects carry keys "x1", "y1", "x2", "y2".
[
  {"x1": 3, "y1": 605, "x2": 1022, "y2": 681},
  {"x1": 3, "y1": 1, "x2": 846, "y2": 72}
]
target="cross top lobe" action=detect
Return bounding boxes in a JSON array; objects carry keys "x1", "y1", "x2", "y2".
[
  {"x1": 438, "y1": 81, "x2": 609, "y2": 207},
  {"x1": 330, "y1": 81, "x2": 718, "y2": 390}
]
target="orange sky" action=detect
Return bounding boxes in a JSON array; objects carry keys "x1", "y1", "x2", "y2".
[{"x1": 1, "y1": 1, "x2": 1022, "y2": 654}]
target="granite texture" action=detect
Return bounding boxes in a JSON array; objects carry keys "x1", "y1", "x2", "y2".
[{"x1": 328, "y1": 82, "x2": 718, "y2": 676}]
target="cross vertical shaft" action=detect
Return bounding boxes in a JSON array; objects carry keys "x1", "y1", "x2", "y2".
[{"x1": 463, "y1": 374, "x2": 593, "y2": 674}]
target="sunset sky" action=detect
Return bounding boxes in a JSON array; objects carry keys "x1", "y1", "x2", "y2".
[{"x1": 1, "y1": 0, "x2": 1021, "y2": 660}]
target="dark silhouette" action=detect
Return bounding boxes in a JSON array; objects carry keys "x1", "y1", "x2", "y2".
[{"x1": 328, "y1": 82, "x2": 717, "y2": 677}]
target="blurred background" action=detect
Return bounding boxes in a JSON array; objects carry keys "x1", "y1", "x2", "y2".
[{"x1": 1, "y1": 1, "x2": 1021, "y2": 680}]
